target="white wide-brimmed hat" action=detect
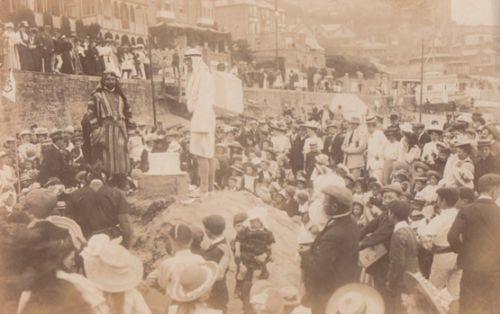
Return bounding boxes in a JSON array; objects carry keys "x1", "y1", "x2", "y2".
[
  {"x1": 326, "y1": 283, "x2": 384, "y2": 314},
  {"x1": 81, "y1": 234, "x2": 143, "y2": 293},
  {"x1": 169, "y1": 261, "x2": 218, "y2": 303}
]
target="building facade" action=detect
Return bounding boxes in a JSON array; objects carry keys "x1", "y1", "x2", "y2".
[
  {"x1": 149, "y1": 0, "x2": 216, "y2": 27},
  {"x1": 214, "y1": 0, "x2": 324, "y2": 71},
  {"x1": 4, "y1": 0, "x2": 150, "y2": 43}
]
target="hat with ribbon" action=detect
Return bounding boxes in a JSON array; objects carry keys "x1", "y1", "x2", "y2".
[
  {"x1": 169, "y1": 261, "x2": 218, "y2": 303},
  {"x1": 81, "y1": 234, "x2": 143, "y2": 293}
]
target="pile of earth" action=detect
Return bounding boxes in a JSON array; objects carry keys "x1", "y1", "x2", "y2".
[{"x1": 128, "y1": 190, "x2": 301, "y2": 313}]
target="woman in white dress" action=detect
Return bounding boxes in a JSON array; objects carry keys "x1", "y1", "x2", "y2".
[{"x1": 2, "y1": 22, "x2": 21, "y2": 70}]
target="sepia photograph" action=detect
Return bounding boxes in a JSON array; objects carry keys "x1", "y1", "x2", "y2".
[{"x1": 0, "y1": 0, "x2": 499, "y2": 313}]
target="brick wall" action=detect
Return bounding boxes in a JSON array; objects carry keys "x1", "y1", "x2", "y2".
[
  {"x1": 0, "y1": 71, "x2": 157, "y2": 137},
  {"x1": 0, "y1": 71, "x2": 382, "y2": 138}
]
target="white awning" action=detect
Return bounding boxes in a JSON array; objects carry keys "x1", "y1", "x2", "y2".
[{"x1": 305, "y1": 37, "x2": 324, "y2": 52}]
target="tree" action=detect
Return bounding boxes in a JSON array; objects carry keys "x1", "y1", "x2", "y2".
[
  {"x1": 231, "y1": 39, "x2": 253, "y2": 63},
  {"x1": 61, "y1": 16, "x2": 71, "y2": 36}
]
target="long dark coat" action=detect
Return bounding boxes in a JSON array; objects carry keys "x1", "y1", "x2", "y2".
[{"x1": 308, "y1": 215, "x2": 360, "y2": 314}]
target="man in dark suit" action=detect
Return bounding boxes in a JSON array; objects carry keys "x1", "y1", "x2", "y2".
[
  {"x1": 474, "y1": 139, "x2": 500, "y2": 188},
  {"x1": 448, "y1": 174, "x2": 500, "y2": 314},
  {"x1": 38, "y1": 25, "x2": 54, "y2": 73},
  {"x1": 201, "y1": 215, "x2": 230, "y2": 313},
  {"x1": 289, "y1": 125, "x2": 307, "y2": 175},
  {"x1": 386, "y1": 200, "x2": 420, "y2": 314},
  {"x1": 359, "y1": 184, "x2": 401, "y2": 303},
  {"x1": 323, "y1": 120, "x2": 344, "y2": 166},
  {"x1": 38, "y1": 130, "x2": 75, "y2": 186},
  {"x1": 65, "y1": 173, "x2": 133, "y2": 248},
  {"x1": 413, "y1": 123, "x2": 431, "y2": 148},
  {"x1": 307, "y1": 186, "x2": 359, "y2": 314}
]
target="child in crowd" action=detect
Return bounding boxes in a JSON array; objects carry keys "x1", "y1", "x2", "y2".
[
  {"x1": 232, "y1": 212, "x2": 248, "y2": 297},
  {"x1": 242, "y1": 163, "x2": 258, "y2": 193},
  {"x1": 234, "y1": 208, "x2": 275, "y2": 297},
  {"x1": 352, "y1": 195, "x2": 368, "y2": 227}
]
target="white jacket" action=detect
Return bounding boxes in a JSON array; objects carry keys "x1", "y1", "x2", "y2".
[{"x1": 366, "y1": 129, "x2": 387, "y2": 171}]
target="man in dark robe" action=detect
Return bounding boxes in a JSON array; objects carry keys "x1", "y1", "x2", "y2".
[
  {"x1": 82, "y1": 71, "x2": 133, "y2": 188},
  {"x1": 66, "y1": 173, "x2": 133, "y2": 248}
]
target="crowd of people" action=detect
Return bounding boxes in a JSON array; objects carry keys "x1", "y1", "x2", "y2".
[
  {"x1": 231, "y1": 62, "x2": 340, "y2": 93},
  {"x1": 1, "y1": 95, "x2": 500, "y2": 313},
  {"x1": 1, "y1": 49, "x2": 500, "y2": 314},
  {"x1": 2, "y1": 21, "x2": 152, "y2": 79}
]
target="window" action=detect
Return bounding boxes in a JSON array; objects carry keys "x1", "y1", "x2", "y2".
[
  {"x1": 129, "y1": 6, "x2": 135, "y2": 22},
  {"x1": 120, "y1": 3, "x2": 129, "y2": 29},
  {"x1": 114, "y1": 2, "x2": 119, "y2": 18},
  {"x1": 47, "y1": 0, "x2": 61, "y2": 15},
  {"x1": 35, "y1": 0, "x2": 44, "y2": 13},
  {"x1": 103, "y1": 0, "x2": 111, "y2": 17},
  {"x1": 83, "y1": 0, "x2": 96, "y2": 15}
]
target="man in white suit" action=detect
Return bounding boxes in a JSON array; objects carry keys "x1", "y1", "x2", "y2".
[
  {"x1": 184, "y1": 48, "x2": 216, "y2": 195},
  {"x1": 366, "y1": 115, "x2": 388, "y2": 182}
]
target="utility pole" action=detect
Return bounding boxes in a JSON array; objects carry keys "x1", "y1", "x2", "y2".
[
  {"x1": 419, "y1": 38, "x2": 424, "y2": 123},
  {"x1": 275, "y1": 0, "x2": 279, "y2": 71},
  {"x1": 147, "y1": 34, "x2": 157, "y2": 128}
]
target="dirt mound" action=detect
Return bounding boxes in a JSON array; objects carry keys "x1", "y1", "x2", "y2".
[{"x1": 129, "y1": 190, "x2": 301, "y2": 310}]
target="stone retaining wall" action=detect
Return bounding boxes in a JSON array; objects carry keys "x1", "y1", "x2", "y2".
[{"x1": 0, "y1": 70, "x2": 382, "y2": 137}]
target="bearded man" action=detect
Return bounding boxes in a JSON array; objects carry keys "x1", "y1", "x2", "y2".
[
  {"x1": 82, "y1": 70, "x2": 133, "y2": 187},
  {"x1": 184, "y1": 48, "x2": 216, "y2": 195}
]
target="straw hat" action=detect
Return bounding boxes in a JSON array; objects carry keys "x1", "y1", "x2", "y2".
[
  {"x1": 326, "y1": 283, "x2": 384, "y2": 314},
  {"x1": 81, "y1": 234, "x2": 143, "y2": 293},
  {"x1": 426, "y1": 125, "x2": 443, "y2": 134},
  {"x1": 301, "y1": 120, "x2": 320, "y2": 129},
  {"x1": 44, "y1": 215, "x2": 86, "y2": 250},
  {"x1": 250, "y1": 280, "x2": 285, "y2": 313},
  {"x1": 19, "y1": 129, "x2": 32, "y2": 137},
  {"x1": 400, "y1": 122, "x2": 413, "y2": 133},
  {"x1": 184, "y1": 48, "x2": 202, "y2": 57},
  {"x1": 35, "y1": 127, "x2": 49, "y2": 135},
  {"x1": 169, "y1": 261, "x2": 218, "y2": 303}
]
